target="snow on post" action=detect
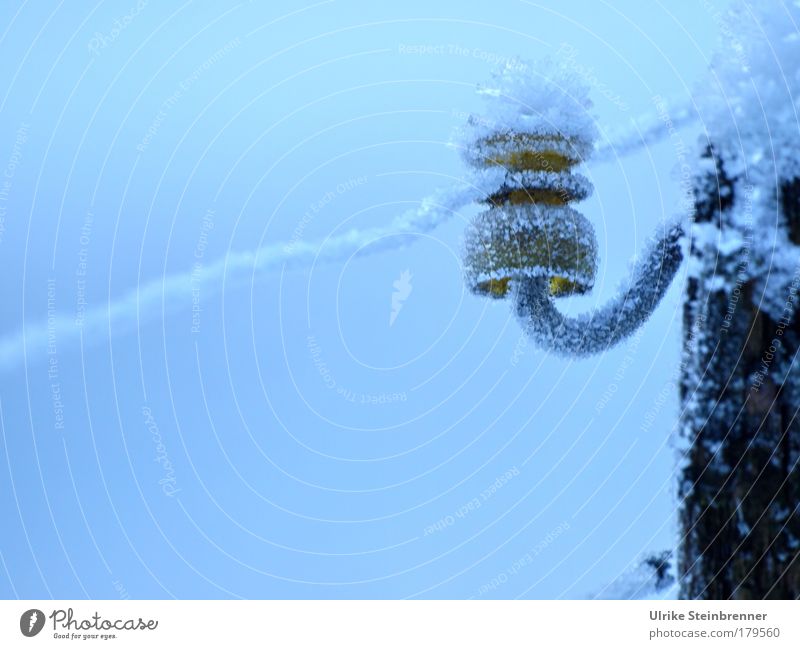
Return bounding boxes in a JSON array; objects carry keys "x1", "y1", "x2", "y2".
[{"x1": 678, "y1": 0, "x2": 800, "y2": 599}]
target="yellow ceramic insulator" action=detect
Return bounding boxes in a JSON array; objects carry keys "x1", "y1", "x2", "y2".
[
  {"x1": 472, "y1": 133, "x2": 581, "y2": 172},
  {"x1": 463, "y1": 128, "x2": 597, "y2": 299},
  {"x1": 463, "y1": 205, "x2": 597, "y2": 299}
]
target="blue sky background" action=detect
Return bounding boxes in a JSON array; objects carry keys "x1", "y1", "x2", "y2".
[{"x1": 0, "y1": 0, "x2": 719, "y2": 598}]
